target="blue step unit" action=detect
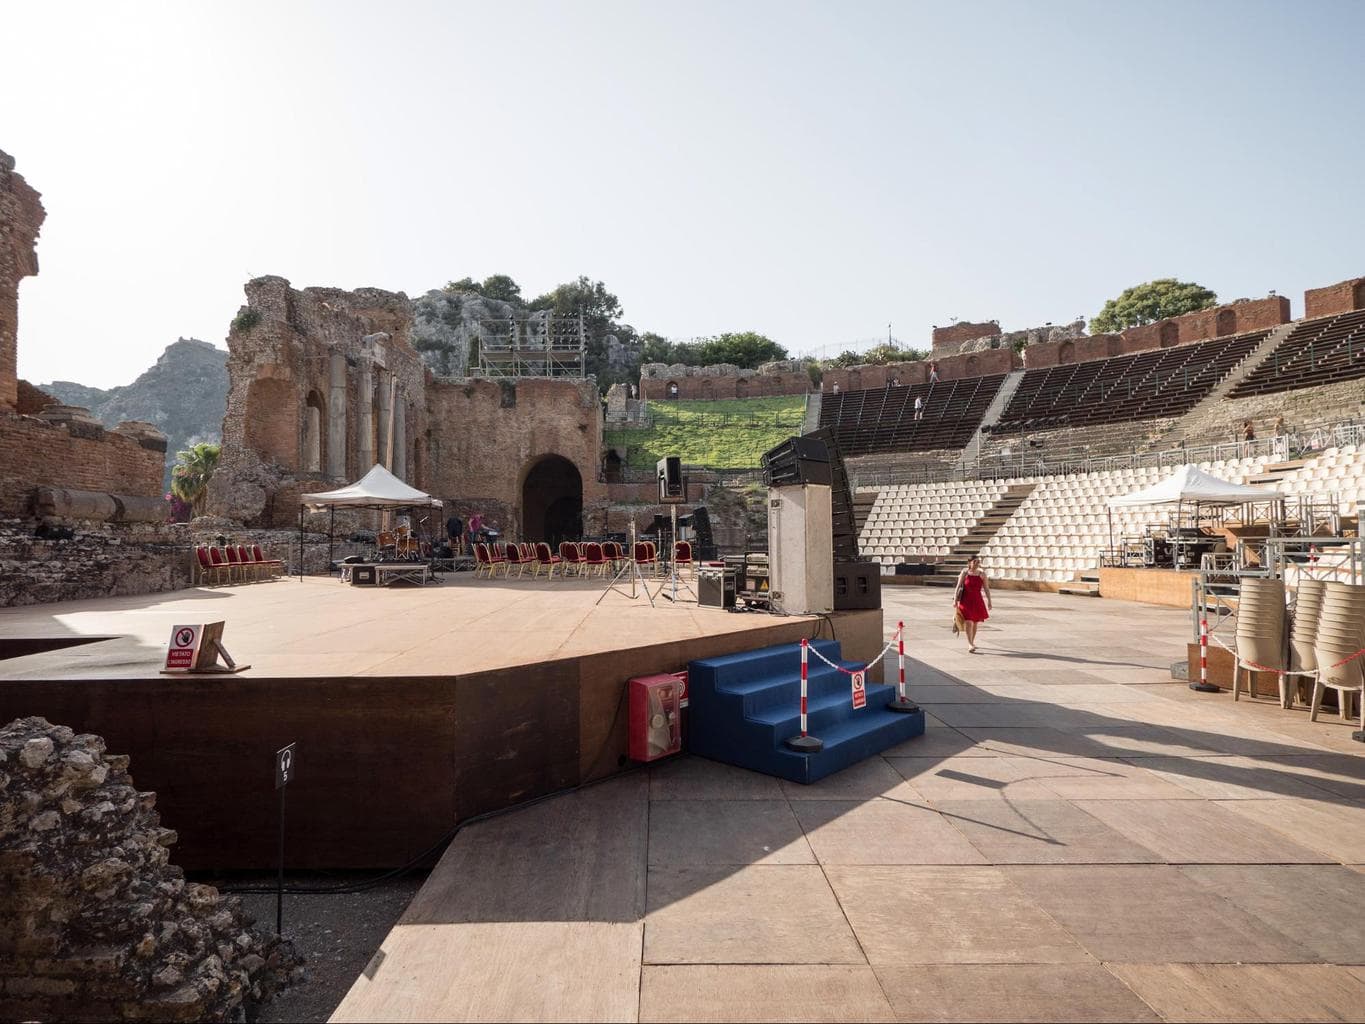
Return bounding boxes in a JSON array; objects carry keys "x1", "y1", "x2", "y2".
[{"x1": 688, "y1": 639, "x2": 925, "y2": 784}]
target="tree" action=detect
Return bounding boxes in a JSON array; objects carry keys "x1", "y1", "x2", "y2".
[
  {"x1": 695, "y1": 332, "x2": 788, "y2": 369},
  {"x1": 170, "y1": 442, "x2": 221, "y2": 517},
  {"x1": 444, "y1": 275, "x2": 525, "y2": 307},
  {"x1": 1090, "y1": 279, "x2": 1217, "y2": 334}
]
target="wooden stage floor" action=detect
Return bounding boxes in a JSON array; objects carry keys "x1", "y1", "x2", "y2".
[{"x1": 0, "y1": 572, "x2": 829, "y2": 681}]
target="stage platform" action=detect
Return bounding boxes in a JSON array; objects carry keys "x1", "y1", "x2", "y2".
[{"x1": 0, "y1": 575, "x2": 884, "y2": 869}]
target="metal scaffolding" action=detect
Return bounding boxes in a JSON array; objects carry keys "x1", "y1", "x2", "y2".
[{"x1": 475, "y1": 313, "x2": 586, "y2": 378}]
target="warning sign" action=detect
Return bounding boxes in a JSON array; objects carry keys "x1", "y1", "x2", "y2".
[
  {"x1": 672, "y1": 670, "x2": 690, "y2": 708},
  {"x1": 164, "y1": 624, "x2": 202, "y2": 672},
  {"x1": 851, "y1": 670, "x2": 867, "y2": 710}
]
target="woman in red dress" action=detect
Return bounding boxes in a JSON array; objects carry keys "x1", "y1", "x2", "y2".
[{"x1": 955, "y1": 556, "x2": 992, "y2": 653}]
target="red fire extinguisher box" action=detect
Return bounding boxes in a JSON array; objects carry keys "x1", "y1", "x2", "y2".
[{"x1": 628, "y1": 674, "x2": 683, "y2": 762}]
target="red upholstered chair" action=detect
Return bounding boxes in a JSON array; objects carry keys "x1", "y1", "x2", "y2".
[
  {"x1": 559, "y1": 541, "x2": 585, "y2": 576},
  {"x1": 533, "y1": 542, "x2": 562, "y2": 578},
  {"x1": 633, "y1": 541, "x2": 657, "y2": 576},
  {"x1": 581, "y1": 541, "x2": 608, "y2": 577},
  {"x1": 504, "y1": 542, "x2": 528, "y2": 578},
  {"x1": 196, "y1": 546, "x2": 229, "y2": 585},
  {"x1": 604, "y1": 541, "x2": 624, "y2": 571},
  {"x1": 673, "y1": 540, "x2": 694, "y2": 578},
  {"x1": 233, "y1": 545, "x2": 262, "y2": 582},
  {"x1": 208, "y1": 546, "x2": 236, "y2": 583},
  {"x1": 519, "y1": 542, "x2": 535, "y2": 564},
  {"x1": 251, "y1": 544, "x2": 284, "y2": 578}
]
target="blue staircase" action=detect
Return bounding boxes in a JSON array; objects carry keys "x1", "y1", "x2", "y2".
[{"x1": 687, "y1": 639, "x2": 925, "y2": 783}]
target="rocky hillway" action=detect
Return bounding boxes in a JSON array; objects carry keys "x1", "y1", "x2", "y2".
[{"x1": 41, "y1": 337, "x2": 228, "y2": 488}]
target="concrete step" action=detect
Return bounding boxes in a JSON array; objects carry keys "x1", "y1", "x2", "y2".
[{"x1": 1058, "y1": 583, "x2": 1100, "y2": 597}]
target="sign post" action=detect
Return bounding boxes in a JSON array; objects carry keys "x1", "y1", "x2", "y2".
[{"x1": 274, "y1": 743, "x2": 295, "y2": 935}]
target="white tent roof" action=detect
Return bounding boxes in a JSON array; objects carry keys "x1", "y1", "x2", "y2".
[
  {"x1": 301, "y1": 464, "x2": 442, "y2": 509},
  {"x1": 1107, "y1": 464, "x2": 1280, "y2": 508}
]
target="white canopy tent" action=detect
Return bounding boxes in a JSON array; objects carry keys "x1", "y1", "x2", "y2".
[
  {"x1": 297, "y1": 465, "x2": 443, "y2": 575},
  {"x1": 1105, "y1": 464, "x2": 1281, "y2": 568},
  {"x1": 301, "y1": 464, "x2": 442, "y2": 510}
]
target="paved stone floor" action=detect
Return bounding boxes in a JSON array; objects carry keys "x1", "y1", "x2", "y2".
[{"x1": 332, "y1": 588, "x2": 1365, "y2": 1023}]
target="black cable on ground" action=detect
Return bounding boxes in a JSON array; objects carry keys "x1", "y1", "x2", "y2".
[{"x1": 219, "y1": 682, "x2": 635, "y2": 897}]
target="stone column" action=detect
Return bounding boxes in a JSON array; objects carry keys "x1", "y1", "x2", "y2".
[
  {"x1": 327, "y1": 350, "x2": 347, "y2": 478},
  {"x1": 394, "y1": 396, "x2": 408, "y2": 481},
  {"x1": 357, "y1": 358, "x2": 374, "y2": 471},
  {"x1": 376, "y1": 370, "x2": 393, "y2": 469}
]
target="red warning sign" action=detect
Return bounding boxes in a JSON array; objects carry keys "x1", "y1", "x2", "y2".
[
  {"x1": 164, "y1": 624, "x2": 201, "y2": 672},
  {"x1": 851, "y1": 670, "x2": 867, "y2": 710}
]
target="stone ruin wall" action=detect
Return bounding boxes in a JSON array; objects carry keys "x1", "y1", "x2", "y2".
[
  {"x1": 0, "y1": 149, "x2": 45, "y2": 414},
  {"x1": 638, "y1": 360, "x2": 811, "y2": 401},
  {"x1": 0, "y1": 717, "x2": 299, "y2": 1022},
  {"x1": 425, "y1": 376, "x2": 605, "y2": 538},
  {"x1": 1304, "y1": 275, "x2": 1365, "y2": 320},
  {"x1": 822, "y1": 347, "x2": 1018, "y2": 392},
  {"x1": 207, "y1": 276, "x2": 430, "y2": 528}
]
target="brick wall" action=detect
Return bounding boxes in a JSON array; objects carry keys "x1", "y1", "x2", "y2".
[
  {"x1": 0, "y1": 151, "x2": 45, "y2": 414},
  {"x1": 1304, "y1": 277, "x2": 1365, "y2": 320},
  {"x1": 822, "y1": 347, "x2": 1016, "y2": 392},
  {"x1": 932, "y1": 321, "x2": 998, "y2": 351},
  {"x1": 1120, "y1": 296, "x2": 1289, "y2": 352},
  {"x1": 1024, "y1": 334, "x2": 1125, "y2": 368},
  {"x1": 0, "y1": 416, "x2": 165, "y2": 517},
  {"x1": 425, "y1": 377, "x2": 605, "y2": 538},
  {"x1": 639, "y1": 368, "x2": 810, "y2": 400}
]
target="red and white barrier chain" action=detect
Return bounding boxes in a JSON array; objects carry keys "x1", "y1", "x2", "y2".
[
  {"x1": 1207, "y1": 629, "x2": 1365, "y2": 673},
  {"x1": 805, "y1": 623, "x2": 903, "y2": 676}
]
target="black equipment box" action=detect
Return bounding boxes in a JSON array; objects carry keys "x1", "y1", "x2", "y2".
[
  {"x1": 350, "y1": 564, "x2": 378, "y2": 586},
  {"x1": 833, "y1": 561, "x2": 881, "y2": 610},
  {"x1": 895, "y1": 562, "x2": 934, "y2": 576},
  {"x1": 698, "y1": 565, "x2": 737, "y2": 608}
]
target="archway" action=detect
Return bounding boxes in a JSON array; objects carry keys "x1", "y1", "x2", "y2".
[
  {"x1": 1057, "y1": 340, "x2": 1075, "y2": 365},
  {"x1": 848, "y1": 370, "x2": 863, "y2": 391},
  {"x1": 1216, "y1": 309, "x2": 1237, "y2": 336},
  {"x1": 666, "y1": 381, "x2": 680, "y2": 400},
  {"x1": 303, "y1": 390, "x2": 326, "y2": 473},
  {"x1": 1354, "y1": 281, "x2": 1365, "y2": 310},
  {"x1": 1159, "y1": 321, "x2": 1179, "y2": 347},
  {"x1": 604, "y1": 448, "x2": 624, "y2": 483},
  {"x1": 521, "y1": 454, "x2": 583, "y2": 545},
  {"x1": 735, "y1": 377, "x2": 750, "y2": 398},
  {"x1": 700, "y1": 378, "x2": 714, "y2": 400}
]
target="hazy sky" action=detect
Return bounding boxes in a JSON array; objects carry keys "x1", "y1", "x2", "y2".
[{"x1": 7, "y1": 0, "x2": 1364, "y2": 389}]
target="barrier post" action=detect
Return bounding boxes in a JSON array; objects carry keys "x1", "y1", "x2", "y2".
[
  {"x1": 1190, "y1": 616, "x2": 1219, "y2": 692},
  {"x1": 785, "y1": 639, "x2": 823, "y2": 753},
  {"x1": 887, "y1": 621, "x2": 919, "y2": 713}
]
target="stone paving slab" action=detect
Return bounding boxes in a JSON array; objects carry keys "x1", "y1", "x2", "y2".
[
  {"x1": 874, "y1": 963, "x2": 1160, "y2": 1022},
  {"x1": 1135, "y1": 755, "x2": 1348, "y2": 800},
  {"x1": 826, "y1": 866, "x2": 1092, "y2": 966},
  {"x1": 1005, "y1": 865, "x2": 1314, "y2": 963},
  {"x1": 647, "y1": 755, "x2": 784, "y2": 801},
  {"x1": 647, "y1": 799, "x2": 813, "y2": 866},
  {"x1": 639, "y1": 965, "x2": 896, "y2": 1023},
  {"x1": 790, "y1": 798, "x2": 988, "y2": 866},
  {"x1": 1178, "y1": 865, "x2": 1365, "y2": 963},
  {"x1": 1107, "y1": 964, "x2": 1365, "y2": 1022},
  {"x1": 931, "y1": 800, "x2": 1162, "y2": 864},
  {"x1": 1073, "y1": 799, "x2": 1335, "y2": 864},
  {"x1": 644, "y1": 865, "x2": 864, "y2": 965},
  {"x1": 1216, "y1": 798, "x2": 1365, "y2": 864}
]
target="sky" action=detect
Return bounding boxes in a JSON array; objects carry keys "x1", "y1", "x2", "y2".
[{"x1": 6, "y1": 0, "x2": 1365, "y2": 389}]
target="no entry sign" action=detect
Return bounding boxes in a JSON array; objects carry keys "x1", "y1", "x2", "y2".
[
  {"x1": 164, "y1": 624, "x2": 202, "y2": 671},
  {"x1": 851, "y1": 670, "x2": 867, "y2": 710}
]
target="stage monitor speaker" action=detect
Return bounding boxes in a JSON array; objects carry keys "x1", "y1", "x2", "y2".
[
  {"x1": 767, "y1": 484, "x2": 833, "y2": 615},
  {"x1": 833, "y1": 560, "x2": 881, "y2": 610},
  {"x1": 657, "y1": 456, "x2": 684, "y2": 504},
  {"x1": 690, "y1": 506, "x2": 717, "y2": 561},
  {"x1": 761, "y1": 435, "x2": 832, "y2": 487}
]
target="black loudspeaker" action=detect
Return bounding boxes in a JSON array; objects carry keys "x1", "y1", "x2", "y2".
[
  {"x1": 805, "y1": 426, "x2": 859, "y2": 563},
  {"x1": 833, "y1": 561, "x2": 881, "y2": 610},
  {"x1": 657, "y1": 456, "x2": 684, "y2": 503},
  {"x1": 691, "y1": 506, "x2": 717, "y2": 561},
  {"x1": 761, "y1": 435, "x2": 832, "y2": 487},
  {"x1": 350, "y1": 565, "x2": 377, "y2": 586}
]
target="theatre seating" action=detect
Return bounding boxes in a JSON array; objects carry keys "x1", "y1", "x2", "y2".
[
  {"x1": 995, "y1": 332, "x2": 1265, "y2": 435},
  {"x1": 858, "y1": 481, "x2": 1008, "y2": 572},
  {"x1": 819, "y1": 375, "x2": 1006, "y2": 455},
  {"x1": 1230, "y1": 310, "x2": 1365, "y2": 397}
]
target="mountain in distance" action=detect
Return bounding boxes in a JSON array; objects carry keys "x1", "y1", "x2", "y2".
[{"x1": 41, "y1": 337, "x2": 229, "y2": 489}]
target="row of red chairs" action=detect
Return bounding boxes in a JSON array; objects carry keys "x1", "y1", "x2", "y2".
[
  {"x1": 195, "y1": 544, "x2": 284, "y2": 585},
  {"x1": 472, "y1": 541, "x2": 694, "y2": 580}
]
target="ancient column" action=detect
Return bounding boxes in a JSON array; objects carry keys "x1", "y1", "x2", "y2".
[
  {"x1": 376, "y1": 370, "x2": 393, "y2": 469},
  {"x1": 327, "y1": 350, "x2": 347, "y2": 478},
  {"x1": 357, "y1": 358, "x2": 375, "y2": 471},
  {"x1": 394, "y1": 396, "x2": 408, "y2": 481}
]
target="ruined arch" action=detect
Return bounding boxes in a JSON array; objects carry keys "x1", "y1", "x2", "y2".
[
  {"x1": 303, "y1": 389, "x2": 325, "y2": 473},
  {"x1": 603, "y1": 447, "x2": 624, "y2": 483},
  {"x1": 1159, "y1": 321, "x2": 1179, "y2": 348},
  {"x1": 699, "y1": 378, "x2": 714, "y2": 400},
  {"x1": 965, "y1": 355, "x2": 980, "y2": 376},
  {"x1": 735, "y1": 377, "x2": 750, "y2": 398},
  {"x1": 243, "y1": 377, "x2": 299, "y2": 467},
  {"x1": 1057, "y1": 341, "x2": 1075, "y2": 365},
  {"x1": 1215, "y1": 309, "x2": 1237, "y2": 336},
  {"x1": 666, "y1": 380, "x2": 680, "y2": 400},
  {"x1": 848, "y1": 370, "x2": 863, "y2": 391},
  {"x1": 520, "y1": 454, "x2": 583, "y2": 546},
  {"x1": 1354, "y1": 281, "x2": 1365, "y2": 309}
]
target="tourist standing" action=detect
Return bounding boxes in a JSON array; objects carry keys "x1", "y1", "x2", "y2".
[
  {"x1": 446, "y1": 511, "x2": 464, "y2": 555},
  {"x1": 954, "y1": 556, "x2": 992, "y2": 653},
  {"x1": 1241, "y1": 419, "x2": 1256, "y2": 456},
  {"x1": 913, "y1": 394, "x2": 924, "y2": 420},
  {"x1": 468, "y1": 510, "x2": 484, "y2": 546},
  {"x1": 929, "y1": 362, "x2": 940, "y2": 385}
]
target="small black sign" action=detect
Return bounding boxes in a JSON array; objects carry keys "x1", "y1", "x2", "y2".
[{"x1": 275, "y1": 743, "x2": 296, "y2": 789}]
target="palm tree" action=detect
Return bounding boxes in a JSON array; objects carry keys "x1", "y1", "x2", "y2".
[{"x1": 170, "y1": 442, "x2": 221, "y2": 517}]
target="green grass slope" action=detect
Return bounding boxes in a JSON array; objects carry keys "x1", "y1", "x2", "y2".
[{"x1": 605, "y1": 396, "x2": 807, "y2": 469}]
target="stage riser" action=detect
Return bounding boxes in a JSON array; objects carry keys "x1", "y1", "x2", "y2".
[{"x1": 0, "y1": 609, "x2": 883, "y2": 871}]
